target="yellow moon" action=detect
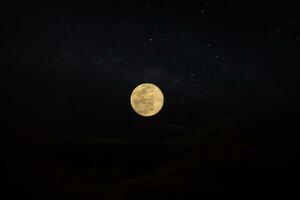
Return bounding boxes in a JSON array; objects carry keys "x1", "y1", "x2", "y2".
[{"x1": 130, "y1": 83, "x2": 164, "y2": 117}]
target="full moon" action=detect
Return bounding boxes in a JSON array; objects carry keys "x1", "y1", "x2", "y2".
[{"x1": 130, "y1": 83, "x2": 164, "y2": 117}]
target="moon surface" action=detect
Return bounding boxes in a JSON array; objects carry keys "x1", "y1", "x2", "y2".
[{"x1": 130, "y1": 83, "x2": 164, "y2": 117}]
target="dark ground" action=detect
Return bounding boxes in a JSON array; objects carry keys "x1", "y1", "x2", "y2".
[{"x1": 4, "y1": 112, "x2": 299, "y2": 199}]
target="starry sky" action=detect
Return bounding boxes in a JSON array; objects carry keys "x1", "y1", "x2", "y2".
[
  {"x1": 2, "y1": 0, "x2": 300, "y2": 142},
  {"x1": 2, "y1": 1, "x2": 300, "y2": 199}
]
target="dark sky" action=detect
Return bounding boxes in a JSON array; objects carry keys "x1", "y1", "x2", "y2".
[
  {"x1": 2, "y1": 0, "x2": 300, "y2": 142},
  {"x1": 2, "y1": 1, "x2": 300, "y2": 199}
]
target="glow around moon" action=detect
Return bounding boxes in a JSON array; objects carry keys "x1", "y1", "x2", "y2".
[{"x1": 130, "y1": 83, "x2": 164, "y2": 117}]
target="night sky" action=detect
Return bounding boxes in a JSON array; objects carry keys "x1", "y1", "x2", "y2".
[{"x1": 2, "y1": 0, "x2": 300, "y2": 199}]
